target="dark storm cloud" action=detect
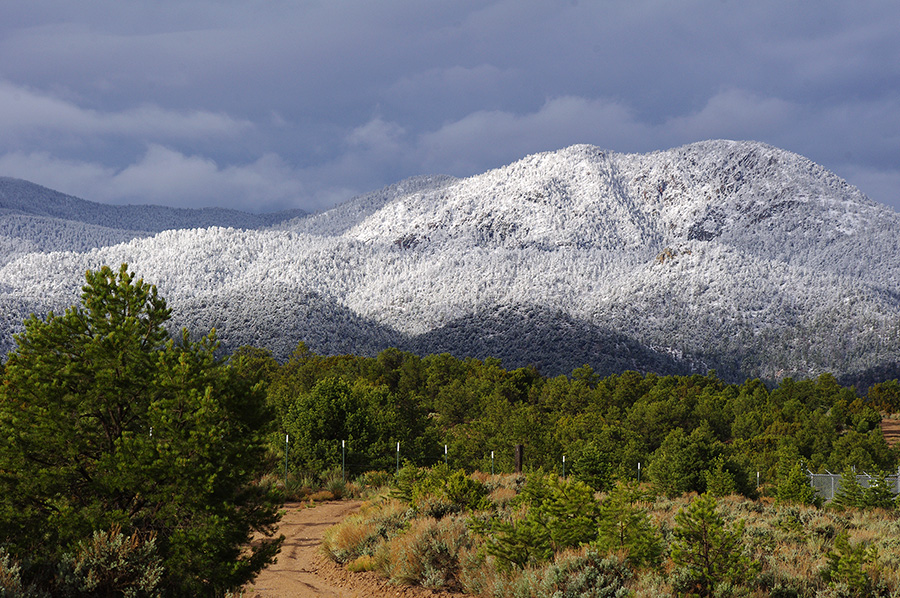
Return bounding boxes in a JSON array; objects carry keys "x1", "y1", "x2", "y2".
[{"x1": 0, "y1": 1, "x2": 897, "y2": 212}]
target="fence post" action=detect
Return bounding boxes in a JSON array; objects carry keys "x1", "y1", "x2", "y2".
[
  {"x1": 515, "y1": 444, "x2": 524, "y2": 474},
  {"x1": 562, "y1": 455, "x2": 566, "y2": 478},
  {"x1": 342, "y1": 440, "x2": 346, "y2": 483},
  {"x1": 491, "y1": 450, "x2": 494, "y2": 475},
  {"x1": 396, "y1": 441, "x2": 400, "y2": 474},
  {"x1": 284, "y1": 434, "x2": 289, "y2": 483}
]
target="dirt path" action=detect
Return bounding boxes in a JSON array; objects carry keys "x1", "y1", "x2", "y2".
[
  {"x1": 245, "y1": 500, "x2": 467, "y2": 598},
  {"x1": 881, "y1": 417, "x2": 900, "y2": 447}
]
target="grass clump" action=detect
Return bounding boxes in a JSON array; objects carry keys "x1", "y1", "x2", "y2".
[{"x1": 321, "y1": 499, "x2": 410, "y2": 564}]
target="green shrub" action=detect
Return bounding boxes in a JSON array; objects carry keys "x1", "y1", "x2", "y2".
[
  {"x1": 398, "y1": 464, "x2": 489, "y2": 515},
  {"x1": 821, "y1": 533, "x2": 881, "y2": 597}
]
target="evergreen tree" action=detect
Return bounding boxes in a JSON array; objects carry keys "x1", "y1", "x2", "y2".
[
  {"x1": 863, "y1": 472, "x2": 897, "y2": 510},
  {"x1": 774, "y1": 448, "x2": 821, "y2": 507},
  {"x1": 670, "y1": 493, "x2": 758, "y2": 598},
  {"x1": 0, "y1": 265, "x2": 282, "y2": 596},
  {"x1": 703, "y1": 456, "x2": 739, "y2": 497},
  {"x1": 832, "y1": 468, "x2": 866, "y2": 510},
  {"x1": 593, "y1": 481, "x2": 662, "y2": 568}
]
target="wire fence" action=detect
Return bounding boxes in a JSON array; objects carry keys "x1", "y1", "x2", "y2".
[
  {"x1": 283, "y1": 437, "x2": 900, "y2": 502},
  {"x1": 282, "y1": 438, "x2": 591, "y2": 481},
  {"x1": 808, "y1": 469, "x2": 900, "y2": 502}
]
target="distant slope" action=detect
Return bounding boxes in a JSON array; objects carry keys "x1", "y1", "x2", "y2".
[
  {"x1": 281, "y1": 175, "x2": 456, "y2": 236},
  {"x1": 0, "y1": 177, "x2": 304, "y2": 231},
  {"x1": 0, "y1": 141, "x2": 897, "y2": 384}
]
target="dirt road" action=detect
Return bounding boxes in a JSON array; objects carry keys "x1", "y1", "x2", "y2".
[
  {"x1": 245, "y1": 500, "x2": 467, "y2": 598},
  {"x1": 881, "y1": 417, "x2": 900, "y2": 447}
]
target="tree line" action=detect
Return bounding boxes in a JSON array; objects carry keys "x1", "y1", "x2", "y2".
[{"x1": 255, "y1": 338, "x2": 900, "y2": 498}]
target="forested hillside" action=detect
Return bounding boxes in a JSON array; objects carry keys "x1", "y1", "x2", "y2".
[
  {"x1": 260, "y1": 344, "x2": 899, "y2": 489},
  {"x1": 0, "y1": 177, "x2": 303, "y2": 259},
  {"x1": 0, "y1": 141, "x2": 898, "y2": 384}
]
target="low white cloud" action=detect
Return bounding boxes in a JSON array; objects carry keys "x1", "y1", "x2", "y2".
[
  {"x1": 346, "y1": 117, "x2": 407, "y2": 156},
  {"x1": 0, "y1": 146, "x2": 304, "y2": 212},
  {"x1": 0, "y1": 80, "x2": 251, "y2": 142},
  {"x1": 0, "y1": 151, "x2": 115, "y2": 198},
  {"x1": 661, "y1": 89, "x2": 798, "y2": 143},
  {"x1": 2, "y1": 83, "x2": 898, "y2": 214},
  {"x1": 416, "y1": 96, "x2": 650, "y2": 173}
]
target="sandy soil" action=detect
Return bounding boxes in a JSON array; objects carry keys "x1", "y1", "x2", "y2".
[{"x1": 244, "y1": 500, "x2": 467, "y2": 598}]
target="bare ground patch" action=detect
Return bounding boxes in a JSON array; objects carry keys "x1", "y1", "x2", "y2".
[{"x1": 245, "y1": 500, "x2": 466, "y2": 598}]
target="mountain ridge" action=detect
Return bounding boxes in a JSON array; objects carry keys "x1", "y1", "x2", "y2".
[{"x1": 0, "y1": 140, "x2": 897, "y2": 385}]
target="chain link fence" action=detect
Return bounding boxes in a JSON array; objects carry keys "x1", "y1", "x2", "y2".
[{"x1": 808, "y1": 469, "x2": 900, "y2": 502}]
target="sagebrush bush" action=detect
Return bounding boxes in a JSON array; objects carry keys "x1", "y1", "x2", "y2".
[
  {"x1": 57, "y1": 526, "x2": 163, "y2": 598},
  {"x1": 325, "y1": 468, "x2": 900, "y2": 598},
  {"x1": 459, "y1": 548, "x2": 633, "y2": 598},
  {"x1": 374, "y1": 515, "x2": 473, "y2": 590},
  {"x1": 0, "y1": 549, "x2": 47, "y2": 598},
  {"x1": 529, "y1": 549, "x2": 632, "y2": 598}
]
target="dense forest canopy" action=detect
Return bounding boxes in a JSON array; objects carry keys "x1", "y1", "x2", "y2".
[{"x1": 259, "y1": 343, "x2": 900, "y2": 494}]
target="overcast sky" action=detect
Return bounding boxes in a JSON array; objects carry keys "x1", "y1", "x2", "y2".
[{"x1": 1, "y1": 1, "x2": 898, "y2": 214}]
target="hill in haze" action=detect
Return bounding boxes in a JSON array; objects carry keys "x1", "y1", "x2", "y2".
[{"x1": 0, "y1": 140, "x2": 897, "y2": 386}]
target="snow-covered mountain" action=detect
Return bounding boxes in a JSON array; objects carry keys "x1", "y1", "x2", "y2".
[
  {"x1": 0, "y1": 140, "x2": 897, "y2": 385},
  {"x1": 0, "y1": 177, "x2": 304, "y2": 259}
]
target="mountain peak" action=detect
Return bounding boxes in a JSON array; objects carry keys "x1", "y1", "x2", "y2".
[{"x1": 0, "y1": 142, "x2": 897, "y2": 385}]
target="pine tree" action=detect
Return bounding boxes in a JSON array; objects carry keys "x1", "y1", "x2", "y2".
[
  {"x1": 832, "y1": 468, "x2": 866, "y2": 510},
  {"x1": 863, "y1": 472, "x2": 897, "y2": 510},
  {"x1": 774, "y1": 459, "x2": 821, "y2": 507},
  {"x1": 593, "y1": 481, "x2": 662, "y2": 568},
  {"x1": 0, "y1": 265, "x2": 282, "y2": 596},
  {"x1": 670, "y1": 493, "x2": 758, "y2": 598}
]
